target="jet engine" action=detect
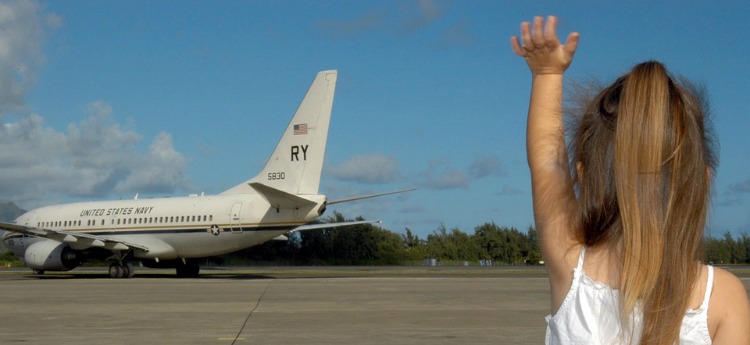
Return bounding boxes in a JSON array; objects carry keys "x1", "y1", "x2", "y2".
[{"x1": 24, "y1": 240, "x2": 82, "y2": 271}]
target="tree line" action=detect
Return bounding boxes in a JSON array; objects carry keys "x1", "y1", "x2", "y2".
[
  {"x1": 213, "y1": 212, "x2": 542, "y2": 266},
  {"x1": 216, "y1": 212, "x2": 750, "y2": 266},
  {"x1": 704, "y1": 232, "x2": 750, "y2": 265}
]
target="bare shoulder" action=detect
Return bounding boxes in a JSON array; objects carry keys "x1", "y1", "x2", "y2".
[{"x1": 709, "y1": 267, "x2": 750, "y2": 344}]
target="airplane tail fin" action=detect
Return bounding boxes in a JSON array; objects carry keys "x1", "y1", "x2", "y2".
[{"x1": 222, "y1": 70, "x2": 337, "y2": 196}]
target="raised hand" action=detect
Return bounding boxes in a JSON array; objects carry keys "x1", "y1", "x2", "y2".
[{"x1": 510, "y1": 16, "x2": 579, "y2": 76}]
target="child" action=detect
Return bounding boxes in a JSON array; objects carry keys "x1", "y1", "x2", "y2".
[{"x1": 511, "y1": 16, "x2": 750, "y2": 344}]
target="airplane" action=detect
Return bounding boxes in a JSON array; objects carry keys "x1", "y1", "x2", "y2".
[{"x1": 0, "y1": 70, "x2": 411, "y2": 278}]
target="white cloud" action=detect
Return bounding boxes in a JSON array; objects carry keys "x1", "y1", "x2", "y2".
[
  {"x1": 316, "y1": 8, "x2": 387, "y2": 38},
  {"x1": 400, "y1": 0, "x2": 443, "y2": 33},
  {"x1": 317, "y1": 0, "x2": 446, "y2": 39},
  {"x1": 420, "y1": 159, "x2": 469, "y2": 190},
  {"x1": 0, "y1": 103, "x2": 190, "y2": 208},
  {"x1": 729, "y1": 179, "x2": 750, "y2": 194},
  {"x1": 328, "y1": 153, "x2": 400, "y2": 184},
  {"x1": 436, "y1": 18, "x2": 475, "y2": 49},
  {"x1": 417, "y1": 155, "x2": 505, "y2": 190},
  {"x1": 424, "y1": 168, "x2": 469, "y2": 189},
  {"x1": 0, "y1": 0, "x2": 60, "y2": 114},
  {"x1": 333, "y1": 155, "x2": 497, "y2": 192},
  {"x1": 115, "y1": 131, "x2": 189, "y2": 194},
  {"x1": 495, "y1": 185, "x2": 524, "y2": 197},
  {"x1": 468, "y1": 155, "x2": 504, "y2": 179}
]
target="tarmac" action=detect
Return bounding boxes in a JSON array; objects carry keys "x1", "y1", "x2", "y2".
[{"x1": 0, "y1": 266, "x2": 748, "y2": 345}]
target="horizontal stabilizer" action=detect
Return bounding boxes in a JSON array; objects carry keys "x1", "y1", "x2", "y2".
[
  {"x1": 292, "y1": 220, "x2": 381, "y2": 232},
  {"x1": 249, "y1": 182, "x2": 318, "y2": 209},
  {"x1": 327, "y1": 188, "x2": 416, "y2": 205}
]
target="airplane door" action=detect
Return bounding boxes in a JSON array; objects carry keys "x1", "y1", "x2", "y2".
[{"x1": 229, "y1": 202, "x2": 243, "y2": 233}]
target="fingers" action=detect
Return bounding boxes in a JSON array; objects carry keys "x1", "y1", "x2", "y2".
[
  {"x1": 520, "y1": 21, "x2": 532, "y2": 50},
  {"x1": 511, "y1": 16, "x2": 575, "y2": 58},
  {"x1": 543, "y1": 16, "x2": 558, "y2": 48},
  {"x1": 563, "y1": 32, "x2": 580, "y2": 56},
  {"x1": 532, "y1": 16, "x2": 545, "y2": 47},
  {"x1": 510, "y1": 36, "x2": 526, "y2": 57},
  {"x1": 515, "y1": 16, "x2": 558, "y2": 52},
  {"x1": 510, "y1": 20, "x2": 533, "y2": 57}
]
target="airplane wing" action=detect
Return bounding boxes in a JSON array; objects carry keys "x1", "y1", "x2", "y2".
[{"x1": 0, "y1": 222, "x2": 149, "y2": 252}]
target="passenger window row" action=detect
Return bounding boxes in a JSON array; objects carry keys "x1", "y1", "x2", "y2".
[{"x1": 38, "y1": 215, "x2": 215, "y2": 229}]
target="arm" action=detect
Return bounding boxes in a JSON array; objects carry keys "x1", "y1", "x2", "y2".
[
  {"x1": 511, "y1": 16, "x2": 580, "y2": 306},
  {"x1": 710, "y1": 268, "x2": 750, "y2": 344}
]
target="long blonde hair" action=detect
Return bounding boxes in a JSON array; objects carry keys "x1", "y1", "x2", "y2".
[{"x1": 569, "y1": 61, "x2": 718, "y2": 344}]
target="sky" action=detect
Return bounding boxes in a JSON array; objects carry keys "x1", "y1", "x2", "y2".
[{"x1": 1, "y1": 0, "x2": 749, "y2": 239}]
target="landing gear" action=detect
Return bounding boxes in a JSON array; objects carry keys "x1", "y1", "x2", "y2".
[
  {"x1": 108, "y1": 262, "x2": 135, "y2": 279},
  {"x1": 106, "y1": 250, "x2": 135, "y2": 279},
  {"x1": 32, "y1": 269, "x2": 45, "y2": 275}
]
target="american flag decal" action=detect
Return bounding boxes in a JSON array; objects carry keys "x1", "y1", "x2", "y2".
[{"x1": 293, "y1": 123, "x2": 308, "y2": 135}]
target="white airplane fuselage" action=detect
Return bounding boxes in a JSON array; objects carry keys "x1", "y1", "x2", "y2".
[{"x1": 6, "y1": 193, "x2": 325, "y2": 261}]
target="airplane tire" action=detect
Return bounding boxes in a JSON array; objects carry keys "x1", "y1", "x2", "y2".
[
  {"x1": 124, "y1": 263, "x2": 135, "y2": 278},
  {"x1": 109, "y1": 264, "x2": 124, "y2": 278},
  {"x1": 108, "y1": 263, "x2": 135, "y2": 279}
]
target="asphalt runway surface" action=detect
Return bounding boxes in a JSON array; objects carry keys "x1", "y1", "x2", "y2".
[{"x1": 0, "y1": 266, "x2": 748, "y2": 345}]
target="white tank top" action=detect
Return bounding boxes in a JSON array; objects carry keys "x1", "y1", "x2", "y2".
[{"x1": 545, "y1": 248, "x2": 713, "y2": 344}]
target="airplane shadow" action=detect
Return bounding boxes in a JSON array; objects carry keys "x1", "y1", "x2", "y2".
[
  {"x1": 20, "y1": 270, "x2": 393, "y2": 280},
  {"x1": 16, "y1": 266, "x2": 382, "y2": 280},
  {"x1": 23, "y1": 271, "x2": 276, "y2": 280}
]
